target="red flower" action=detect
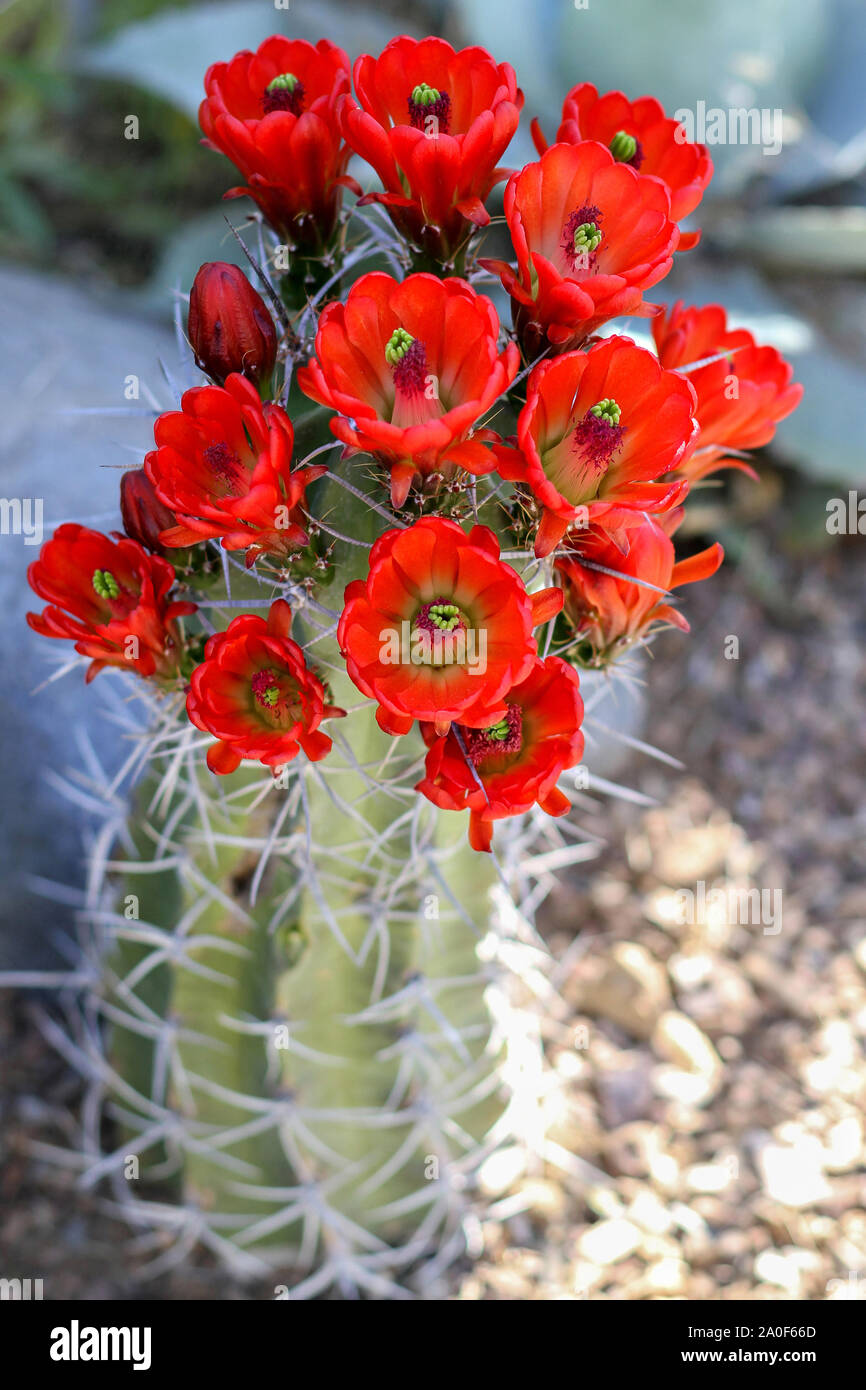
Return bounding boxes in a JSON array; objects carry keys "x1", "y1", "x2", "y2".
[
  {"x1": 144, "y1": 374, "x2": 325, "y2": 566},
  {"x1": 199, "y1": 36, "x2": 354, "y2": 251},
  {"x1": 187, "y1": 599, "x2": 343, "y2": 775},
  {"x1": 341, "y1": 35, "x2": 523, "y2": 264},
  {"x1": 120, "y1": 467, "x2": 178, "y2": 556},
  {"x1": 27, "y1": 524, "x2": 195, "y2": 683},
  {"x1": 188, "y1": 261, "x2": 277, "y2": 389},
  {"x1": 652, "y1": 301, "x2": 804, "y2": 481},
  {"x1": 494, "y1": 335, "x2": 697, "y2": 557},
  {"x1": 337, "y1": 516, "x2": 562, "y2": 737},
  {"x1": 416, "y1": 656, "x2": 584, "y2": 852},
  {"x1": 297, "y1": 272, "x2": 518, "y2": 507},
  {"x1": 532, "y1": 84, "x2": 712, "y2": 238},
  {"x1": 555, "y1": 514, "x2": 723, "y2": 665},
  {"x1": 481, "y1": 141, "x2": 679, "y2": 354}
]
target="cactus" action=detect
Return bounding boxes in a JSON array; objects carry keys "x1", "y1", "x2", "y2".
[{"x1": 17, "y1": 31, "x2": 801, "y2": 1298}]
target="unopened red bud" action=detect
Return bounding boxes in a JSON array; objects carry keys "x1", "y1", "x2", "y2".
[
  {"x1": 120, "y1": 468, "x2": 176, "y2": 555},
  {"x1": 187, "y1": 261, "x2": 277, "y2": 388}
]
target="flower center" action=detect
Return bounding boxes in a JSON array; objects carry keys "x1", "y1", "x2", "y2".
[
  {"x1": 563, "y1": 205, "x2": 603, "y2": 272},
  {"x1": 92, "y1": 569, "x2": 120, "y2": 601},
  {"x1": 385, "y1": 327, "x2": 415, "y2": 366},
  {"x1": 426, "y1": 602, "x2": 463, "y2": 631},
  {"x1": 204, "y1": 441, "x2": 244, "y2": 493},
  {"x1": 571, "y1": 399, "x2": 625, "y2": 476},
  {"x1": 385, "y1": 331, "x2": 439, "y2": 429},
  {"x1": 407, "y1": 83, "x2": 451, "y2": 132},
  {"x1": 462, "y1": 705, "x2": 523, "y2": 765},
  {"x1": 263, "y1": 73, "x2": 305, "y2": 116},
  {"x1": 414, "y1": 598, "x2": 468, "y2": 635},
  {"x1": 412, "y1": 597, "x2": 471, "y2": 666},
  {"x1": 609, "y1": 130, "x2": 643, "y2": 167},
  {"x1": 252, "y1": 670, "x2": 281, "y2": 708},
  {"x1": 251, "y1": 668, "x2": 302, "y2": 724},
  {"x1": 589, "y1": 398, "x2": 622, "y2": 427},
  {"x1": 390, "y1": 338, "x2": 427, "y2": 393}
]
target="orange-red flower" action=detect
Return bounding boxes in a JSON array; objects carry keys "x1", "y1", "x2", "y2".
[
  {"x1": 199, "y1": 36, "x2": 354, "y2": 251},
  {"x1": 481, "y1": 141, "x2": 678, "y2": 354},
  {"x1": 555, "y1": 514, "x2": 723, "y2": 665},
  {"x1": 341, "y1": 35, "x2": 523, "y2": 264},
  {"x1": 532, "y1": 84, "x2": 712, "y2": 239},
  {"x1": 337, "y1": 516, "x2": 562, "y2": 737},
  {"x1": 297, "y1": 272, "x2": 518, "y2": 507},
  {"x1": 652, "y1": 301, "x2": 804, "y2": 481},
  {"x1": 187, "y1": 599, "x2": 343, "y2": 775},
  {"x1": 416, "y1": 656, "x2": 584, "y2": 852},
  {"x1": 494, "y1": 335, "x2": 697, "y2": 557},
  {"x1": 27, "y1": 525, "x2": 195, "y2": 683},
  {"x1": 144, "y1": 374, "x2": 325, "y2": 566}
]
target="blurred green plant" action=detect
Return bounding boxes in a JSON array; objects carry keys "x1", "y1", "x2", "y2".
[{"x1": 0, "y1": 0, "x2": 225, "y2": 282}]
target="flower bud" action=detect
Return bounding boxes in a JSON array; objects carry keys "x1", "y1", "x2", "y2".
[
  {"x1": 120, "y1": 468, "x2": 176, "y2": 555},
  {"x1": 187, "y1": 262, "x2": 277, "y2": 389}
]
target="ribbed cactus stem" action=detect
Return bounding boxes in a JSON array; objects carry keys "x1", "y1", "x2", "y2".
[{"x1": 97, "y1": 472, "x2": 506, "y2": 1284}]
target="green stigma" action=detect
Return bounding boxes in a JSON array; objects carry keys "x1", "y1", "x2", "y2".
[
  {"x1": 92, "y1": 569, "x2": 120, "y2": 600},
  {"x1": 266, "y1": 72, "x2": 299, "y2": 93},
  {"x1": 428, "y1": 602, "x2": 461, "y2": 631},
  {"x1": 259, "y1": 686, "x2": 279, "y2": 707},
  {"x1": 411, "y1": 83, "x2": 441, "y2": 106},
  {"x1": 385, "y1": 327, "x2": 415, "y2": 365},
  {"x1": 573, "y1": 221, "x2": 602, "y2": 254},
  {"x1": 484, "y1": 717, "x2": 511, "y2": 741},
  {"x1": 589, "y1": 398, "x2": 622, "y2": 426},
  {"x1": 609, "y1": 130, "x2": 638, "y2": 163}
]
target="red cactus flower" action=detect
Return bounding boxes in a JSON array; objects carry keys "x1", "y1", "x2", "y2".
[
  {"x1": 199, "y1": 36, "x2": 355, "y2": 251},
  {"x1": 555, "y1": 514, "x2": 723, "y2": 665},
  {"x1": 340, "y1": 35, "x2": 523, "y2": 264},
  {"x1": 120, "y1": 467, "x2": 178, "y2": 556},
  {"x1": 337, "y1": 516, "x2": 562, "y2": 737},
  {"x1": 494, "y1": 335, "x2": 697, "y2": 557},
  {"x1": 186, "y1": 599, "x2": 344, "y2": 775},
  {"x1": 297, "y1": 272, "x2": 519, "y2": 507},
  {"x1": 652, "y1": 301, "x2": 804, "y2": 481},
  {"x1": 416, "y1": 656, "x2": 584, "y2": 852},
  {"x1": 532, "y1": 84, "x2": 712, "y2": 240},
  {"x1": 188, "y1": 261, "x2": 277, "y2": 389},
  {"x1": 144, "y1": 373, "x2": 325, "y2": 567},
  {"x1": 481, "y1": 141, "x2": 679, "y2": 355},
  {"x1": 27, "y1": 524, "x2": 196, "y2": 683}
]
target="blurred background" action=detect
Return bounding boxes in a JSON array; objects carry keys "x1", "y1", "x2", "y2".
[{"x1": 1, "y1": 0, "x2": 865, "y2": 1300}]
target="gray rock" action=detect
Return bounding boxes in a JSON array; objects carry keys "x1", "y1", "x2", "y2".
[{"x1": 0, "y1": 266, "x2": 178, "y2": 969}]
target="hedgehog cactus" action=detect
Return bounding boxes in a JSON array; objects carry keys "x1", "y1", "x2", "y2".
[{"x1": 21, "y1": 33, "x2": 802, "y2": 1297}]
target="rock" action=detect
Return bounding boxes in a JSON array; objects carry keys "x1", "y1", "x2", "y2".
[
  {"x1": 686, "y1": 1161, "x2": 737, "y2": 1194},
  {"x1": 579, "y1": 942, "x2": 671, "y2": 1039},
  {"x1": 577, "y1": 1218, "x2": 642, "y2": 1266},
  {"x1": 823, "y1": 1116, "x2": 863, "y2": 1173},
  {"x1": 754, "y1": 1246, "x2": 822, "y2": 1294},
  {"x1": 651, "y1": 1011, "x2": 723, "y2": 1104},
  {"x1": 1, "y1": 267, "x2": 179, "y2": 969},
  {"x1": 597, "y1": 1053, "x2": 655, "y2": 1127},
  {"x1": 753, "y1": 1134, "x2": 833, "y2": 1207},
  {"x1": 478, "y1": 1145, "x2": 526, "y2": 1197},
  {"x1": 641, "y1": 1256, "x2": 688, "y2": 1295}
]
